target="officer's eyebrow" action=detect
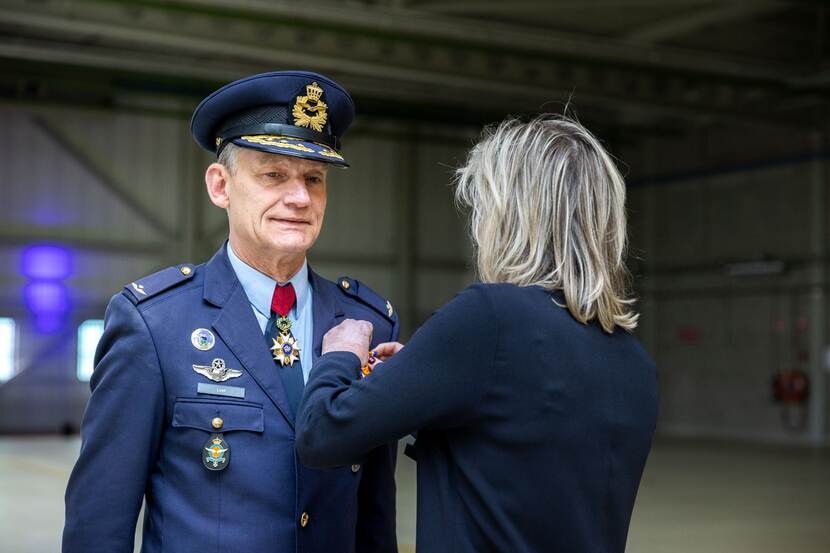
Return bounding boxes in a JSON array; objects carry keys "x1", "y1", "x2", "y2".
[
  {"x1": 252, "y1": 152, "x2": 328, "y2": 175},
  {"x1": 307, "y1": 162, "x2": 329, "y2": 175},
  {"x1": 252, "y1": 152, "x2": 288, "y2": 168}
]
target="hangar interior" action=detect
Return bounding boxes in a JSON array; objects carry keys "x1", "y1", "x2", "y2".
[{"x1": 0, "y1": 1, "x2": 828, "y2": 552}]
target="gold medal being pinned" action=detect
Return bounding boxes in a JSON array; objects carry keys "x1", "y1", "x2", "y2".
[{"x1": 271, "y1": 316, "x2": 301, "y2": 366}]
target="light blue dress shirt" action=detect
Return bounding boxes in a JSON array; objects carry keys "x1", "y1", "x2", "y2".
[{"x1": 227, "y1": 243, "x2": 314, "y2": 382}]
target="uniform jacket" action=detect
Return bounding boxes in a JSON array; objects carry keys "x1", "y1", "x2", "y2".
[
  {"x1": 63, "y1": 245, "x2": 399, "y2": 553},
  {"x1": 297, "y1": 283, "x2": 658, "y2": 553}
]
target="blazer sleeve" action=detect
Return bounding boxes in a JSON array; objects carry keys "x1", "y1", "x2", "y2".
[
  {"x1": 354, "y1": 316, "x2": 400, "y2": 553},
  {"x1": 63, "y1": 293, "x2": 166, "y2": 553},
  {"x1": 297, "y1": 284, "x2": 498, "y2": 468}
]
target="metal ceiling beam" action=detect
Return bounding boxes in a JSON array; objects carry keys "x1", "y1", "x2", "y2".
[
  {"x1": 0, "y1": 0, "x2": 821, "y2": 129},
  {"x1": 0, "y1": 36, "x2": 808, "y2": 131},
  {"x1": 624, "y1": 1, "x2": 789, "y2": 43},
  {"x1": 89, "y1": 0, "x2": 797, "y2": 83},
  {"x1": 415, "y1": 0, "x2": 729, "y2": 10}
]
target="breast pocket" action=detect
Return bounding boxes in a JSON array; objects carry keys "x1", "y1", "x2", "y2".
[
  {"x1": 172, "y1": 397, "x2": 265, "y2": 433},
  {"x1": 163, "y1": 399, "x2": 268, "y2": 549}
]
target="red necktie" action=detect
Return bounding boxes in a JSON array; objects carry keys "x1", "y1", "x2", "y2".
[{"x1": 271, "y1": 283, "x2": 296, "y2": 318}]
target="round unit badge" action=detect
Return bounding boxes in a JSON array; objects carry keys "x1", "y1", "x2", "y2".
[
  {"x1": 203, "y1": 434, "x2": 230, "y2": 471},
  {"x1": 191, "y1": 328, "x2": 216, "y2": 351}
]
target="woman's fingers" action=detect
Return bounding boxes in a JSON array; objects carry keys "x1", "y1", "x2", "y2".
[{"x1": 371, "y1": 341, "x2": 405, "y2": 362}]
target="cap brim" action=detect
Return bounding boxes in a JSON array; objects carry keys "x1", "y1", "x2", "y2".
[{"x1": 229, "y1": 135, "x2": 349, "y2": 167}]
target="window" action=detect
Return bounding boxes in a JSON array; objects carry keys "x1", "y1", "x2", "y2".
[
  {"x1": 0, "y1": 318, "x2": 15, "y2": 382},
  {"x1": 77, "y1": 319, "x2": 105, "y2": 382}
]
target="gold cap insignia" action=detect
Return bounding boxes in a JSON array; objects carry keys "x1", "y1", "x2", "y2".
[{"x1": 292, "y1": 82, "x2": 328, "y2": 132}]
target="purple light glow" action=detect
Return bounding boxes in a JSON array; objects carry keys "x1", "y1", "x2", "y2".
[
  {"x1": 33, "y1": 313, "x2": 66, "y2": 334},
  {"x1": 21, "y1": 244, "x2": 73, "y2": 280},
  {"x1": 21, "y1": 244, "x2": 74, "y2": 334},
  {"x1": 23, "y1": 281, "x2": 70, "y2": 315}
]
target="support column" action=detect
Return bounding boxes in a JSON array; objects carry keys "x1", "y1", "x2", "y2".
[
  {"x1": 639, "y1": 138, "x2": 659, "y2": 358},
  {"x1": 395, "y1": 126, "x2": 419, "y2": 339},
  {"x1": 807, "y1": 128, "x2": 827, "y2": 445},
  {"x1": 177, "y1": 124, "x2": 205, "y2": 264}
]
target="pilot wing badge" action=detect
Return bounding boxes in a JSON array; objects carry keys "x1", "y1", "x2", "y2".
[{"x1": 193, "y1": 358, "x2": 243, "y2": 382}]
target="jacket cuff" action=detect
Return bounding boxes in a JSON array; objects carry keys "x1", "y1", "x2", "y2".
[{"x1": 320, "y1": 350, "x2": 363, "y2": 377}]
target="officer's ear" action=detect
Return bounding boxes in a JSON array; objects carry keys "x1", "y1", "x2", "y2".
[{"x1": 206, "y1": 162, "x2": 231, "y2": 209}]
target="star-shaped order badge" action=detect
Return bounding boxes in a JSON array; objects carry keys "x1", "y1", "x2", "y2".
[{"x1": 272, "y1": 332, "x2": 301, "y2": 366}]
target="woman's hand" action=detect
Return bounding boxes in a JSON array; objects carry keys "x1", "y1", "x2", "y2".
[
  {"x1": 322, "y1": 319, "x2": 374, "y2": 366},
  {"x1": 370, "y1": 342, "x2": 405, "y2": 363}
]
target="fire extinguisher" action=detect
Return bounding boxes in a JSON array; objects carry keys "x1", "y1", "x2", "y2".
[
  {"x1": 771, "y1": 370, "x2": 809, "y2": 404},
  {"x1": 771, "y1": 314, "x2": 810, "y2": 431},
  {"x1": 771, "y1": 369, "x2": 809, "y2": 431}
]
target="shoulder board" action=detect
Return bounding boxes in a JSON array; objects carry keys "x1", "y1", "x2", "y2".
[
  {"x1": 336, "y1": 276, "x2": 397, "y2": 323},
  {"x1": 124, "y1": 264, "x2": 196, "y2": 303}
]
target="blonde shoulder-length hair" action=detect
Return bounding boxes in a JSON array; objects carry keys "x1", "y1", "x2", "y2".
[{"x1": 455, "y1": 114, "x2": 638, "y2": 333}]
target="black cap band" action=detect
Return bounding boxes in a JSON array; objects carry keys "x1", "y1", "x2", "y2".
[{"x1": 217, "y1": 123, "x2": 339, "y2": 154}]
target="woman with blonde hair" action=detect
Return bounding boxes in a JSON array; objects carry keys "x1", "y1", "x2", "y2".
[{"x1": 297, "y1": 115, "x2": 658, "y2": 553}]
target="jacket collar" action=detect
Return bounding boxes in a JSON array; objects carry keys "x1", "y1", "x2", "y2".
[
  {"x1": 309, "y1": 267, "x2": 345, "y2": 364},
  {"x1": 203, "y1": 243, "x2": 238, "y2": 308}
]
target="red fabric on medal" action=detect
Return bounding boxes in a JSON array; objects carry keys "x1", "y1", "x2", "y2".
[
  {"x1": 268, "y1": 281, "x2": 304, "y2": 417},
  {"x1": 271, "y1": 283, "x2": 296, "y2": 318}
]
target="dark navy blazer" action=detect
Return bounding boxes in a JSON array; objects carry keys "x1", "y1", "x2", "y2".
[
  {"x1": 297, "y1": 283, "x2": 658, "y2": 553},
  {"x1": 63, "y1": 246, "x2": 399, "y2": 553}
]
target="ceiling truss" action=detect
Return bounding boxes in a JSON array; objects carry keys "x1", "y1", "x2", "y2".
[{"x1": 0, "y1": 0, "x2": 825, "y2": 129}]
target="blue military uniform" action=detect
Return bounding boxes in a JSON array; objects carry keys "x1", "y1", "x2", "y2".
[{"x1": 63, "y1": 71, "x2": 400, "y2": 553}]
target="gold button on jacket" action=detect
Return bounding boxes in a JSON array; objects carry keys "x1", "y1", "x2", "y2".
[{"x1": 211, "y1": 417, "x2": 223, "y2": 429}]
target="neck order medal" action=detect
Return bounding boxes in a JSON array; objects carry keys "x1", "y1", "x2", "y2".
[{"x1": 271, "y1": 316, "x2": 301, "y2": 366}]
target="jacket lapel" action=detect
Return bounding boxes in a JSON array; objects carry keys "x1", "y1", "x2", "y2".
[
  {"x1": 203, "y1": 245, "x2": 295, "y2": 429},
  {"x1": 309, "y1": 268, "x2": 345, "y2": 365}
]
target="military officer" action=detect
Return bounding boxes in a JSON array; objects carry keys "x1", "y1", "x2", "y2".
[{"x1": 63, "y1": 71, "x2": 400, "y2": 553}]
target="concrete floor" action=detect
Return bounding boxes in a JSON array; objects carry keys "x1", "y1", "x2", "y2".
[{"x1": 1, "y1": 437, "x2": 827, "y2": 552}]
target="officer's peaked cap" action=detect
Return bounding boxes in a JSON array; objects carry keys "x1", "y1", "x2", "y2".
[{"x1": 191, "y1": 70, "x2": 355, "y2": 167}]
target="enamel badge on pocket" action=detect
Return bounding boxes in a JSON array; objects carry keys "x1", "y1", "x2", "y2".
[{"x1": 203, "y1": 434, "x2": 230, "y2": 471}]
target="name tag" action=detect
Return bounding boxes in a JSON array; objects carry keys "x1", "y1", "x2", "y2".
[{"x1": 197, "y1": 382, "x2": 245, "y2": 399}]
